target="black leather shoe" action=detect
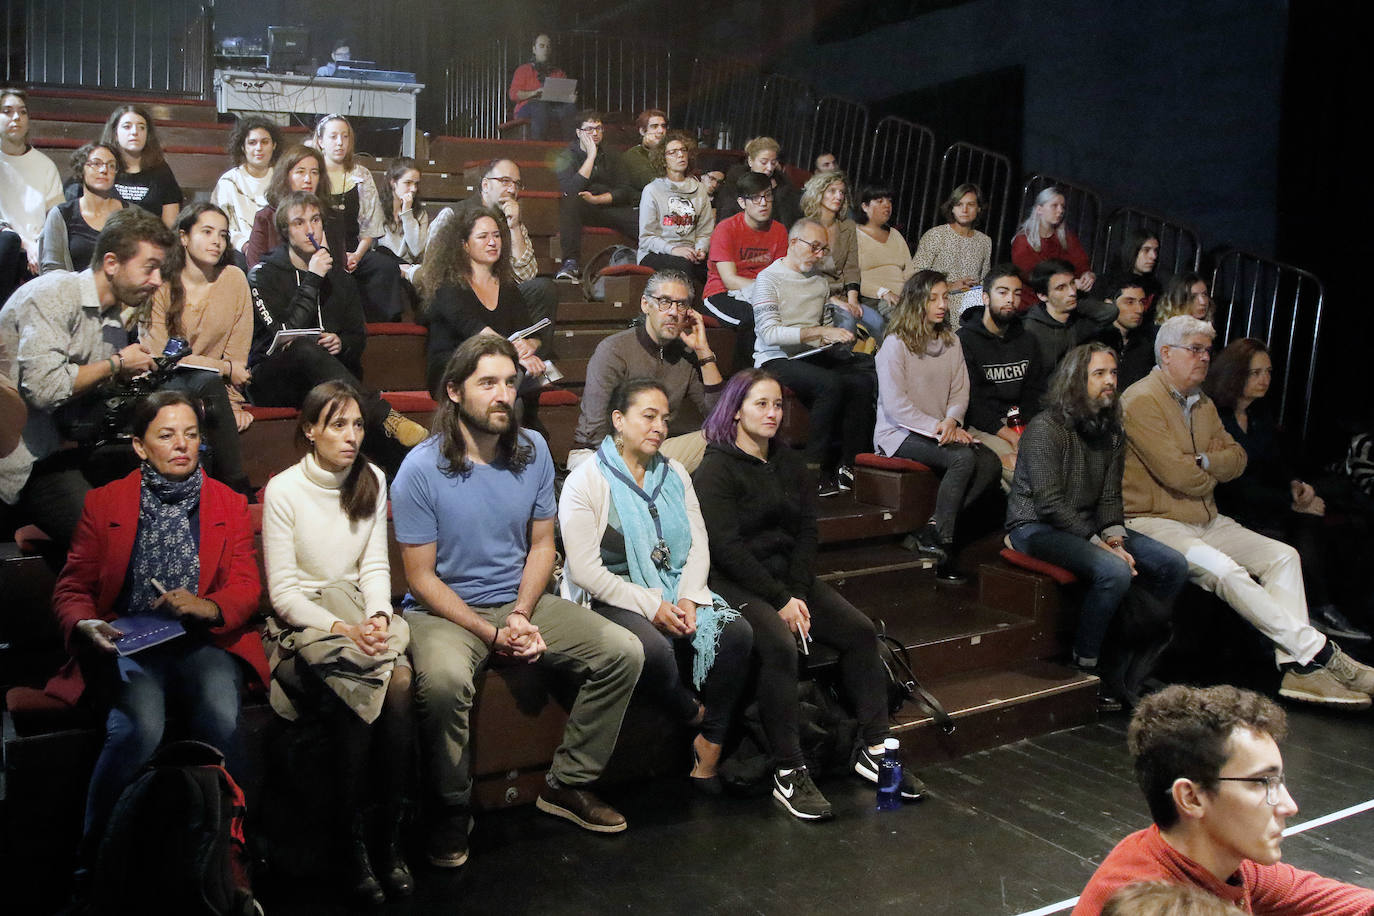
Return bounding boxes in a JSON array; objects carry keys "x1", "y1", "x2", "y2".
[
  {"x1": 348, "y1": 815, "x2": 385, "y2": 906},
  {"x1": 376, "y1": 809, "x2": 414, "y2": 897}
]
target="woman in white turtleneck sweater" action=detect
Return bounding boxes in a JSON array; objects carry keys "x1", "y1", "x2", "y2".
[
  {"x1": 637, "y1": 130, "x2": 715, "y2": 292},
  {"x1": 261, "y1": 380, "x2": 415, "y2": 905}
]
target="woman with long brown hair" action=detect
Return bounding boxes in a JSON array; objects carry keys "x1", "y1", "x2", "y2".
[
  {"x1": 875, "y1": 269, "x2": 1000, "y2": 582},
  {"x1": 244, "y1": 145, "x2": 333, "y2": 269},
  {"x1": 140, "y1": 202, "x2": 252, "y2": 494},
  {"x1": 100, "y1": 104, "x2": 181, "y2": 227}
]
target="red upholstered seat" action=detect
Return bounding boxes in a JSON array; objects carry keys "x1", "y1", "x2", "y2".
[
  {"x1": 364, "y1": 322, "x2": 427, "y2": 336},
  {"x1": 597, "y1": 264, "x2": 654, "y2": 278},
  {"x1": 1000, "y1": 548, "x2": 1079, "y2": 585},
  {"x1": 245, "y1": 405, "x2": 300, "y2": 421},
  {"x1": 855, "y1": 453, "x2": 932, "y2": 473},
  {"x1": 381, "y1": 390, "x2": 438, "y2": 413},
  {"x1": 14, "y1": 524, "x2": 51, "y2": 554},
  {"x1": 538, "y1": 389, "x2": 579, "y2": 407},
  {"x1": 4, "y1": 685, "x2": 88, "y2": 736}
]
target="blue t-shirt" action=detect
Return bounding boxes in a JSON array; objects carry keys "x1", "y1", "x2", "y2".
[{"x1": 391, "y1": 431, "x2": 555, "y2": 606}]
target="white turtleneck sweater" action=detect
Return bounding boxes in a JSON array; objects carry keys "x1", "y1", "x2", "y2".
[{"x1": 262, "y1": 452, "x2": 392, "y2": 631}]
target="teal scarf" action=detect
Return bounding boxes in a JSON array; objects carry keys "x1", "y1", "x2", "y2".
[{"x1": 596, "y1": 437, "x2": 739, "y2": 688}]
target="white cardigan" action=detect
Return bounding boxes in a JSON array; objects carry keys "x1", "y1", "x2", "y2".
[{"x1": 558, "y1": 454, "x2": 714, "y2": 619}]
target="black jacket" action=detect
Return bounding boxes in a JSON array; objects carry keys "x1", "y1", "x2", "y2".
[
  {"x1": 692, "y1": 440, "x2": 817, "y2": 609},
  {"x1": 247, "y1": 244, "x2": 367, "y2": 376},
  {"x1": 1021, "y1": 297, "x2": 1116, "y2": 373},
  {"x1": 957, "y1": 307, "x2": 1049, "y2": 433},
  {"x1": 555, "y1": 141, "x2": 637, "y2": 206},
  {"x1": 1094, "y1": 321, "x2": 1157, "y2": 391}
]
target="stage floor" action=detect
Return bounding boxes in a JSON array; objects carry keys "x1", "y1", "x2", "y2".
[{"x1": 261, "y1": 704, "x2": 1374, "y2": 915}]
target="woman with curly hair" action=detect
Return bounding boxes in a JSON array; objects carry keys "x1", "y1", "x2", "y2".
[
  {"x1": 636, "y1": 131, "x2": 714, "y2": 291},
  {"x1": 39, "y1": 141, "x2": 126, "y2": 273},
  {"x1": 876, "y1": 269, "x2": 1000, "y2": 582},
  {"x1": 212, "y1": 115, "x2": 282, "y2": 257}
]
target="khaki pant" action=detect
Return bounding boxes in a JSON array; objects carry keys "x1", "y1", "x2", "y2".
[
  {"x1": 406, "y1": 593, "x2": 644, "y2": 805},
  {"x1": 969, "y1": 427, "x2": 1016, "y2": 492},
  {"x1": 566, "y1": 430, "x2": 708, "y2": 473}
]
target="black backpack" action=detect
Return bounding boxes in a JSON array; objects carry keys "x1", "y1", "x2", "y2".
[
  {"x1": 91, "y1": 740, "x2": 257, "y2": 916},
  {"x1": 876, "y1": 620, "x2": 955, "y2": 733}
]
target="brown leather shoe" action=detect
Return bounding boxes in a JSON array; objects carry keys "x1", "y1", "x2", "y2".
[{"x1": 535, "y1": 782, "x2": 627, "y2": 833}]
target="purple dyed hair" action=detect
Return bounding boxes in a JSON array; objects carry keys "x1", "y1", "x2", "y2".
[{"x1": 702, "y1": 368, "x2": 781, "y2": 445}]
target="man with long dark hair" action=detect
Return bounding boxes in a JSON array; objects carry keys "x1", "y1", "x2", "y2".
[
  {"x1": 392, "y1": 334, "x2": 643, "y2": 868},
  {"x1": 1006, "y1": 343, "x2": 1187, "y2": 704}
]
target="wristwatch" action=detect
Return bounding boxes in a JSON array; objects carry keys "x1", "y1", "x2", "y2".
[{"x1": 1194, "y1": 454, "x2": 1204, "y2": 468}]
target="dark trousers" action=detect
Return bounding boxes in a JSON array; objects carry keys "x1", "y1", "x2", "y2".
[
  {"x1": 14, "y1": 450, "x2": 90, "y2": 552},
  {"x1": 892, "y1": 431, "x2": 1001, "y2": 541},
  {"x1": 524, "y1": 100, "x2": 577, "y2": 141},
  {"x1": 593, "y1": 602, "x2": 752, "y2": 745},
  {"x1": 162, "y1": 370, "x2": 249, "y2": 493},
  {"x1": 703, "y1": 292, "x2": 755, "y2": 375},
  {"x1": 764, "y1": 352, "x2": 876, "y2": 472},
  {"x1": 354, "y1": 247, "x2": 405, "y2": 323},
  {"x1": 519, "y1": 276, "x2": 559, "y2": 357},
  {"x1": 0, "y1": 229, "x2": 28, "y2": 306},
  {"x1": 558, "y1": 197, "x2": 639, "y2": 266},
  {"x1": 710, "y1": 576, "x2": 888, "y2": 768},
  {"x1": 249, "y1": 341, "x2": 392, "y2": 440},
  {"x1": 639, "y1": 252, "x2": 708, "y2": 299}
]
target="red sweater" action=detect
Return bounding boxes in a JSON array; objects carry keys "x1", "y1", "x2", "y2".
[
  {"x1": 1011, "y1": 228, "x2": 1090, "y2": 312},
  {"x1": 1073, "y1": 825, "x2": 1374, "y2": 916}
]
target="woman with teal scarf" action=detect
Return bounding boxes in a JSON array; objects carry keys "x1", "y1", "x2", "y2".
[{"x1": 559, "y1": 378, "x2": 753, "y2": 792}]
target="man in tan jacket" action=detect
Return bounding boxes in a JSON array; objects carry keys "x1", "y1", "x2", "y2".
[{"x1": 1122, "y1": 315, "x2": 1374, "y2": 709}]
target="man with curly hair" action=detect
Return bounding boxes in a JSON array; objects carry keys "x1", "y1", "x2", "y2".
[{"x1": 1073, "y1": 684, "x2": 1374, "y2": 915}]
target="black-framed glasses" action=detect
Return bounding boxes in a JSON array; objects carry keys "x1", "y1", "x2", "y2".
[
  {"x1": 647, "y1": 294, "x2": 690, "y2": 313},
  {"x1": 1215, "y1": 773, "x2": 1287, "y2": 805},
  {"x1": 484, "y1": 175, "x2": 524, "y2": 190},
  {"x1": 744, "y1": 191, "x2": 774, "y2": 204},
  {"x1": 792, "y1": 238, "x2": 830, "y2": 256}
]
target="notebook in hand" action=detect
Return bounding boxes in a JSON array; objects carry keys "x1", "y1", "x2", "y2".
[{"x1": 113, "y1": 615, "x2": 187, "y2": 657}]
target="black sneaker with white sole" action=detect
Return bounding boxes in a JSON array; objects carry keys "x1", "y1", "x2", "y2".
[
  {"x1": 836, "y1": 464, "x2": 855, "y2": 491},
  {"x1": 853, "y1": 745, "x2": 927, "y2": 801},
  {"x1": 773, "y1": 766, "x2": 833, "y2": 820}
]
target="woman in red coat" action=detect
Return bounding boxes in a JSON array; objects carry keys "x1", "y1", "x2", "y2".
[{"x1": 45, "y1": 389, "x2": 267, "y2": 858}]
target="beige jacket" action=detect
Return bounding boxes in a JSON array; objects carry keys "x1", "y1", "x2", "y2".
[{"x1": 1121, "y1": 368, "x2": 1247, "y2": 524}]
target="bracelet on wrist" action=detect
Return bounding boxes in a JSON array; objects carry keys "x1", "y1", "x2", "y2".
[
  {"x1": 107, "y1": 356, "x2": 118, "y2": 375},
  {"x1": 697, "y1": 354, "x2": 716, "y2": 367},
  {"x1": 489, "y1": 626, "x2": 502, "y2": 649}
]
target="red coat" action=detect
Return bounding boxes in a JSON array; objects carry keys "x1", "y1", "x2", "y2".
[{"x1": 44, "y1": 469, "x2": 269, "y2": 706}]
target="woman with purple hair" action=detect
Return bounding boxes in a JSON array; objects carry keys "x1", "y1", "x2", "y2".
[{"x1": 692, "y1": 369, "x2": 927, "y2": 821}]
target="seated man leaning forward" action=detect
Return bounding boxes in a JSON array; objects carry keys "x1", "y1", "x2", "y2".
[
  {"x1": 1122, "y1": 315, "x2": 1374, "y2": 710},
  {"x1": 568, "y1": 268, "x2": 723, "y2": 472},
  {"x1": 392, "y1": 334, "x2": 644, "y2": 868},
  {"x1": 1072, "y1": 684, "x2": 1374, "y2": 915}
]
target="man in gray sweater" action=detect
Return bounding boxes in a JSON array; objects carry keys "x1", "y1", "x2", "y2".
[
  {"x1": 1006, "y1": 342, "x2": 1187, "y2": 703},
  {"x1": 567, "y1": 268, "x2": 723, "y2": 471}
]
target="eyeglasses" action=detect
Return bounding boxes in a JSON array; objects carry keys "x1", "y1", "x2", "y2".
[
  {"x1": 1215, "y1": 772, "x2": 1287, "y2": 806},
  {"x1": 484, "y1": 175, "x2": 523, "y2": 190},
  {"x1": 85, "y1": 159, "x2": 117, "y2": 172},
  {"x1": 578, "y1": 124, "x2": 604, "y2": 134},
  {"x1": 1169, "y1": 344, "x2": 1212, "y2": 358},
  {"x1": 646, "y1": 294, "x2": 690, "y2": 313},
  {"x1": 791, "y1": 238, "x2": 831, "y2": 256},
  {"x1": 664, "y1": 146, "x2": 689, "y2": 157},
  {"x1": 744, "y1": 192, "x2": 774, "y2": 204}
]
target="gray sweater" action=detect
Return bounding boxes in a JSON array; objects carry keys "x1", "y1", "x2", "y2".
[
  {"x1": 1005, "y1": 409, "x2": 1127, "y2": 542},
  {"x1": 750, "y1": 258, "x2": 829, "y2": 364}
]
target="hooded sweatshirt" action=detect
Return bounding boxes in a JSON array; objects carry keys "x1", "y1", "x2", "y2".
[
  {"x1": 247, "y1": 243, "x2": 366, "y2": 375},
  {"x1": 637, "y1": 176, "x2": 716, "y2": 261},
  {"x1": 1021, "y1": 296, "x2": 1116, "y2": 373},
  {"x1": 956, "y1": 306, "x2": 1049, "y2": 433}
]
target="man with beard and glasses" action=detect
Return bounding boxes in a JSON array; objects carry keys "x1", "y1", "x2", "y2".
[
  {"x1": 0, "y1": 207, "x2": 175, "y2": 550},
  {"x1": 1007, "y1": 343, "x2": 1188, "y2": 703},
  {"x1": 568, "y1": 268, "x2": 723, "y2": 472},
  {"x1": 392, "y1": 334, "x2": 643, "y2": 869},
  {"x1": 957, "y1": 264, "x2": 1049, "y2": 488}
]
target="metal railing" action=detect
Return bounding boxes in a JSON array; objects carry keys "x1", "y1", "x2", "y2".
[
  {"x1": 1019, "y1": 173, "x2": 1102, "y2": 271},
  {"x1": 755, "y1": 73, "x2": 815, "y2": 164},
  {"x1": 681, "y1": 57, "x2": 762, "y2": 150},
  {"x1": 1095, "y1": 206, "x2": 1203, "y2": 279},
  {"x1": 443, "y1": 33, "x2": 671, "y2": 139},
  {"x1": 808, "y1": 95, "x2": 868, "y2": 181},
  {"x1": 936, "y1": 142, "x2": 1014, "y2": 258},
  {"x1": 1210, "y1": 250, "x2": 1326, "y2": 439},
  {"x1": 15, "y1": 0, "x2": 209, "y2": 95},
  {"x1": 866, "y1": 116, "x2": 936, "y2": 237}
]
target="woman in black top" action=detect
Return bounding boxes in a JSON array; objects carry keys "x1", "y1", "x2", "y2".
[
  {"x1": 100, "y1": 105, "x2": 182, "y2": 227},
  {"x1": 1205, "y1": 338, "x2": 1370, "y2": 643},
  {"x1": 692, "y1": 368, "x2": 926, "y2": 821},
  {"x1": 415, "y1": 206, "x2": 549, "y2": 428},
  {"x1": 39, "y1": 142, "x2": 126, "y2": 273}
]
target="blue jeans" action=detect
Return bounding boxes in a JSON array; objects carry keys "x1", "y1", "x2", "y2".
[
  {"x1": 830, "y1": 301, "x2": 887, "y2": 342},
  {"x1": 1007, "y1": 524, "x2": 1188, "y2": 661},
  {"x1": 524, "y1": 99, "x2": 577, "y2": 141},
  {"x1": 84, "y1": 641, "x2": 245, "y2": 838}
]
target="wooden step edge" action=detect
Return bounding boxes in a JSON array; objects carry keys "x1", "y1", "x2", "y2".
[{"x1": 817, "y1": 557, "x2": 933, "y2": 580}]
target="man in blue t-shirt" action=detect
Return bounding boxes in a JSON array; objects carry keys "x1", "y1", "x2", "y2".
[{"x1": 392, "y1": 334, "x2": 643, "y2": 869}]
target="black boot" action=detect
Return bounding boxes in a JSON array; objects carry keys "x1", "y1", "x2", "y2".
[
  {"x1": 348, "y1": 814, "x2": 386, "y2": 906},
  {"x1": 902, "y1": 522, "x2": 948, "y2": 564},
  {"x1": 375, "y1": 807, "x2": 414, "y2": 897},
  {"x1": 934, "y1": 540, "x2": 968, "y2": 585}
]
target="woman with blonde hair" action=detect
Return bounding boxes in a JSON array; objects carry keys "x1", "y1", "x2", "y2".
[
  {"x1": 876, "y1": 269, "x2": 1000, "y2": 582},
  {"x1": 1011, "y1": 186, "x2": 1093, "y2": 309},
  {"x1": 801, "y1": 170, "x2": 875, "y2": 337}
]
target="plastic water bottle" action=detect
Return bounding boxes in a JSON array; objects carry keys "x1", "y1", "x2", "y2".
[{"x1": 876, "y1": 737, "x2": 903, "y2": 811}]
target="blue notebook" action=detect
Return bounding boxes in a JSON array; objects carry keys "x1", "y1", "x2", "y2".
[{"x1": 113, "y1": 615, "x2": 187, "y2": 657}]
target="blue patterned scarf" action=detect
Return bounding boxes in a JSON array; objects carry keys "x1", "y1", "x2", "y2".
[
  {"x1": 596, "y1": 437, "x2": 739, "y2": 688},
  {"x1": 126, "y1": 464, "x2": 202, "y2": 616}
]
